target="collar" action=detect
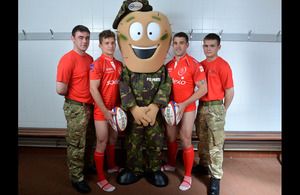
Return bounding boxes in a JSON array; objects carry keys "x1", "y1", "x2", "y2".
[
  {"x1": 101, "y1": 54, "x2": 115, "y2": 63},
  {"x1": 173, "y1": 53, "x2": 191, "y2": 67}
]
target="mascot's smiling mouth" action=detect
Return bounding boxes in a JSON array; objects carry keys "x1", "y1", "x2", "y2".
[{"x1": 131, "y1": 45, "x2": 158, "y2": 59}]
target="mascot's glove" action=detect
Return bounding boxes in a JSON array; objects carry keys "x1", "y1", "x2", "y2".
[
  {"x1": 130, "y1": 105, "x2": 151, "y2": 126},
  {"x1": 146, "y1": 103, "x2": 159, "y2": 126}
]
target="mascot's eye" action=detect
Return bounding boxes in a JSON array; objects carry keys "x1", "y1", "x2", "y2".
[
  {"x1": 147, "y1": 22, "x2": 160, "y2": 41},
  {"x1": 129, "y1": 22, "x2": 143, "y2": 41}
]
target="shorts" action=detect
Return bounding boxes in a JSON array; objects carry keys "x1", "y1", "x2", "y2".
[
  {"x1": 171, "y1": 99, "x2": 196, "y2": 112},
  {"x1": 94, "y1": 105, "x2": 106, "y2": 121},
  {"x1": 184, "y1": 102, "x2": 196, "y2": 112}
]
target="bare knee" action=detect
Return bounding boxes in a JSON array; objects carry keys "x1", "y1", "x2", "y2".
[
  {"x1": 180, "y1": 136, "x2": 192, "y2": 149},
  {"x1": 96, "y1": 138, "x2": 107, "y2": 152}
]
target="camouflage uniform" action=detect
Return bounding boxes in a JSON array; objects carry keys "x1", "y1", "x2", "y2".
[
  {"x1": 63, "y1": 99, "x2": 96, "y2": 183},
  {"x1": 195, "y1": 103, "x2": 226, "y2": 179},
  {"x1": 119, "y1": 65, "x2": 171, "y2": 175}
]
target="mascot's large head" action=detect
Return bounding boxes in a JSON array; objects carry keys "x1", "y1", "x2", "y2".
[{"x1": 113, "y1": 0, "x2": 172, "y2": 73}]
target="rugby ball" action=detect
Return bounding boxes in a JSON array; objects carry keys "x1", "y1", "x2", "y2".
[
  {"x1": 111, "y1": 107, "x2": 127, "y2": 132},
  {"x1": 164, "y1": 101, "x2": 180, "y2": 126}
]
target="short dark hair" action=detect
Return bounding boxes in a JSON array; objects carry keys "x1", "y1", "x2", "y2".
[
  {"x1": 99, "y1": 30, "x2": 116, "y2": 44},
  {"x1": 72, "y1": 25, "x2": 90, "y2": 37},
  {"x1": 203, "y1": 33, "x2": 221, "y2": 46},
  {"x1": 173, "y1": 32, "x2": 189, "y2": 43}
]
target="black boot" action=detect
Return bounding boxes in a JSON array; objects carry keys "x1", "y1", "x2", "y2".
[
  {"x1": 191, "y1": 164, "x2": 210, "y2": 175},
  {"x1": 209, "y1": 177, "x2": 220, "y2": 195},
  {"x1": 116, "y1": 167, "x2": 143, "y2": 185},
  {"x1": 72, "y1": 180, "x2": 91, "y2": 194},
  {"x1": 145, "y1": 170, "x2": 169, "y2": 187}
]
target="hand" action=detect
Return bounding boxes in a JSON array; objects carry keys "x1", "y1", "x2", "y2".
[
  {"x1": 174, "y1": 102, "x2": 187, "y2": 122},
  {"x1": 146, "y1": 104, "x2": 159, "y2": 126},
  {"x1": 130, "y1": 106, "x2": 151, "y2": 126},
  {"x1": 103, "y1": 110, "x2": 116, "y2": 128}
]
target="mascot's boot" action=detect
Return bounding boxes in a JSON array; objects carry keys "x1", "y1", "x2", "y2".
[
  {"x1": 209, "y1": 177, "x2": 220, "y2": 195},
  {"x1": 145, "y1": 170, "x2": 169, "y2": 187},
  {"x1": 116, "y1": 168, "x2": 143, "y2": 185}
]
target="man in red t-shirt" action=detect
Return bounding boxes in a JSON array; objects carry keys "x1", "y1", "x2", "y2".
[
  {"x1": 161, "y1": 32, "x2": 207, "y2": 191},
  {"x1": 89, "y1": 30, "x2": 123, "y2": 192},
  {"x1": 193, "y1": 33, "x2": 234, "y2": 195},
  {"x1": 56, "y1": 25, "x2": 96, "y2": 193}
]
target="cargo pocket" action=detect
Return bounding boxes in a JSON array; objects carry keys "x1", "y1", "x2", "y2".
[
  {"x1": 65, "y1": 129, "x2": 81, "y2": 147},
  {"x1": 63, "y1": 102, "x2": 86, "y2": 148},
  {"x1": 208, "y1": 105, "x2": 226, "y2": 146}
]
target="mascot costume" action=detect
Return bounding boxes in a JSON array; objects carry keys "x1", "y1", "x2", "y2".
[{"x1": 113, "y1": 0, "x2": 172, "y2": 187}]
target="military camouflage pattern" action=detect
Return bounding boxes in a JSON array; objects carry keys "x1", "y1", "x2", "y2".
[
  {"x1": 63, "y1": 100, "x2": 96, "y2": 183},
  {"x1": 119, "y1": 65, "x2": 171, "y2": 174},
  {"x1": 119, "y1": 65, "x2": 171, "y2": 110},
  {"x1": 112, "y1": 0, "x2": 153, "y2": 29},
  {"x1": 125, "y1": 111, "x2": 164, "y2": 175},
  {"x1": 195, "y1": 103, "x2": 226, "y2": 179}
]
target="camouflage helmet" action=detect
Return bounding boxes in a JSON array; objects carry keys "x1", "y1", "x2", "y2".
[{"x1": 112, "y1": 0, "x2": 153, "y2": 29}]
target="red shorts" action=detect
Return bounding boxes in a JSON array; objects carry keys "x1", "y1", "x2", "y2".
[
  {"x1": 184, "y1": 102, "x2": 196, "y2": 112},
  {"x1": 94, "y1": 106, "x2": 106, "y2": 121}
]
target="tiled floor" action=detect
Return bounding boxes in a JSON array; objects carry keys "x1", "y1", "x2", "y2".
[{"x1": 18, "y1": 148, "x2": 281, "y2": 195}]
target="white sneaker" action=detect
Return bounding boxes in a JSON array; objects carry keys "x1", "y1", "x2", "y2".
[
  {"x1": 161, "y1": 164, "x2": 175, "y2": 172},
  {"x1": 179, "y1": 176, "x2": 192, "y2": 191},
  {"x1": 97, "y1": 180, "x2": 116, "y2": 192}
]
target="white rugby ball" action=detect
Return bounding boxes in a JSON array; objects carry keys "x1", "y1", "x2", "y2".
[
  {"x1": 164, "y1": 101, "x2": 180, "y2": 126},
  {"x1": 111, "y1": 107, "x2": 127, "y2": 132}
]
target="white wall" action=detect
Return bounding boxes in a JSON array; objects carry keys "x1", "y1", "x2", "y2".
[{"x1": 18, "y1": 0, "x2": 281, "y2": 131}]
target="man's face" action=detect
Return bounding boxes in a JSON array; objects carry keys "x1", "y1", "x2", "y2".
[
  {"x1": 203, "y1": 39, "x2": 221, "y2": 59},
  {"x1": 172, "y1": 37, "x2": 189, "y2": 58},
  {"x1": 99, "y1": 37, "x2": 116, "y2": 57},
  {"x1": 71, "y1": 31, "x2": 90, "y2": 52}
]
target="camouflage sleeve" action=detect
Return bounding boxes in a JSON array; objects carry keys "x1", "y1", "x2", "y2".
[
  {"x1": 119, "y1": 65, "x2": 137, "y2": 111},
  {"x1": 153, "y1": 65, "x2": 171, "y2": 107}
]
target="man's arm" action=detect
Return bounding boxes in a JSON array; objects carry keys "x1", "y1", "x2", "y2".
[
  {"x1": 224, "y1": 87, "x2": 234, "y2": 111},
  {"x1": 90, "y1": 79, "x2": 115, "y2": 127},
  {"x1": 176, "y1": 79, "x2": 208, "y2": 121},
  {"x1": 56, "y1": 82, "x2": 68, "y2": 96}
]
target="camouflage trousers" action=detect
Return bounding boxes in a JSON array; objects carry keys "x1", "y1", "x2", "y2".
[
  {"x1": 195, "y1": 103, "x2": 226, "y2": 179},
  {"x1": 125, "y1": 111, "x2": 164, "y2": 176},
  {"x1": 63, "y1": 99, "x2": 96, "y2": 183}
]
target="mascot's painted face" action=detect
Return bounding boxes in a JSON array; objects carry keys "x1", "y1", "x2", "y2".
[{"x1": 117, "y1": 11, "x2": 171, "y2": 73}]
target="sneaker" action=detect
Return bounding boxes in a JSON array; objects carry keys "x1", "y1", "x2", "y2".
[
  {"x1": 97, "y1": 179, "x2": 116, "y2": 192},
  {"x1": 161, "y1": 164, "x2": 175, "y2": 172}
]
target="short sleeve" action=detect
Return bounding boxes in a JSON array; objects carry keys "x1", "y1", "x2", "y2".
[
  {"x1": 192, "y1": 60, "x2": 206, "y2": 83},
  {"x1": 89, "y1": 60, "x2": 103, "y2": 80},
  {"x1": 56, "y1": 54, "x2": 74, "y2": 83},
  {"x1": 219, "y1": 62, "x2": 234, "y2": 89}
]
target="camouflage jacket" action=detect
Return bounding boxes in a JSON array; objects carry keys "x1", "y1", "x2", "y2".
[{"x1": 119, "y1": 65, "x2": 171, "y2": 111}]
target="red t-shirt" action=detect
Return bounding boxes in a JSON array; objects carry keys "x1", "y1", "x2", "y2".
[
  {"x1": 56, "y1": 50, "x2": 94, "y2": 104},
  {"x1": 89, "y1": 54, "x2": 123, "y2": 111},
  {"x1": 166, "y1": 53, "x2": 206, "y2": 112},
  {"x1": 200, "y1": 57, "x2": 234, "y2": 101}
]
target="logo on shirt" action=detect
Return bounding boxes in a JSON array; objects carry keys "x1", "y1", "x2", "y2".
[
  {"x1": 172, "y1": 78, "x2": 186, "y2": 85},
  {"x1": 106, "y1": 79, "x2": 119, "y2": 85},
  {"x1": 90, "y1": 64, "x2": 94, "y2": 70},
  {"x1": 209, "y1": 69, "x2": 217, "y2": 74},
  {"x1": 199, "y1": 65, "x2": 204, "y2": 72},
  {"x1": 147, "y1": 78, "x2": 161, "y2": 82},
  {"x1": 106, "y1": 67, "x2": 115, "y2": 74},
  {"x1": 178, "y1": 67, "x2": 187, "y2": 76}
]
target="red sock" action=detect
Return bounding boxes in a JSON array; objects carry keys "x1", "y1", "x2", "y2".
[
  {"x1": 106, "y1": 144, "x2": 116, "y2": 170},
  {"x1": 183, "y1": 146, "x2": 194, "y2": 177},
  {"x1": 94, "y1": 151, "x2": 105, "y2": 182},
  {"x1": 167, "y1": 140, "x2": 178, "y2": 167}
]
